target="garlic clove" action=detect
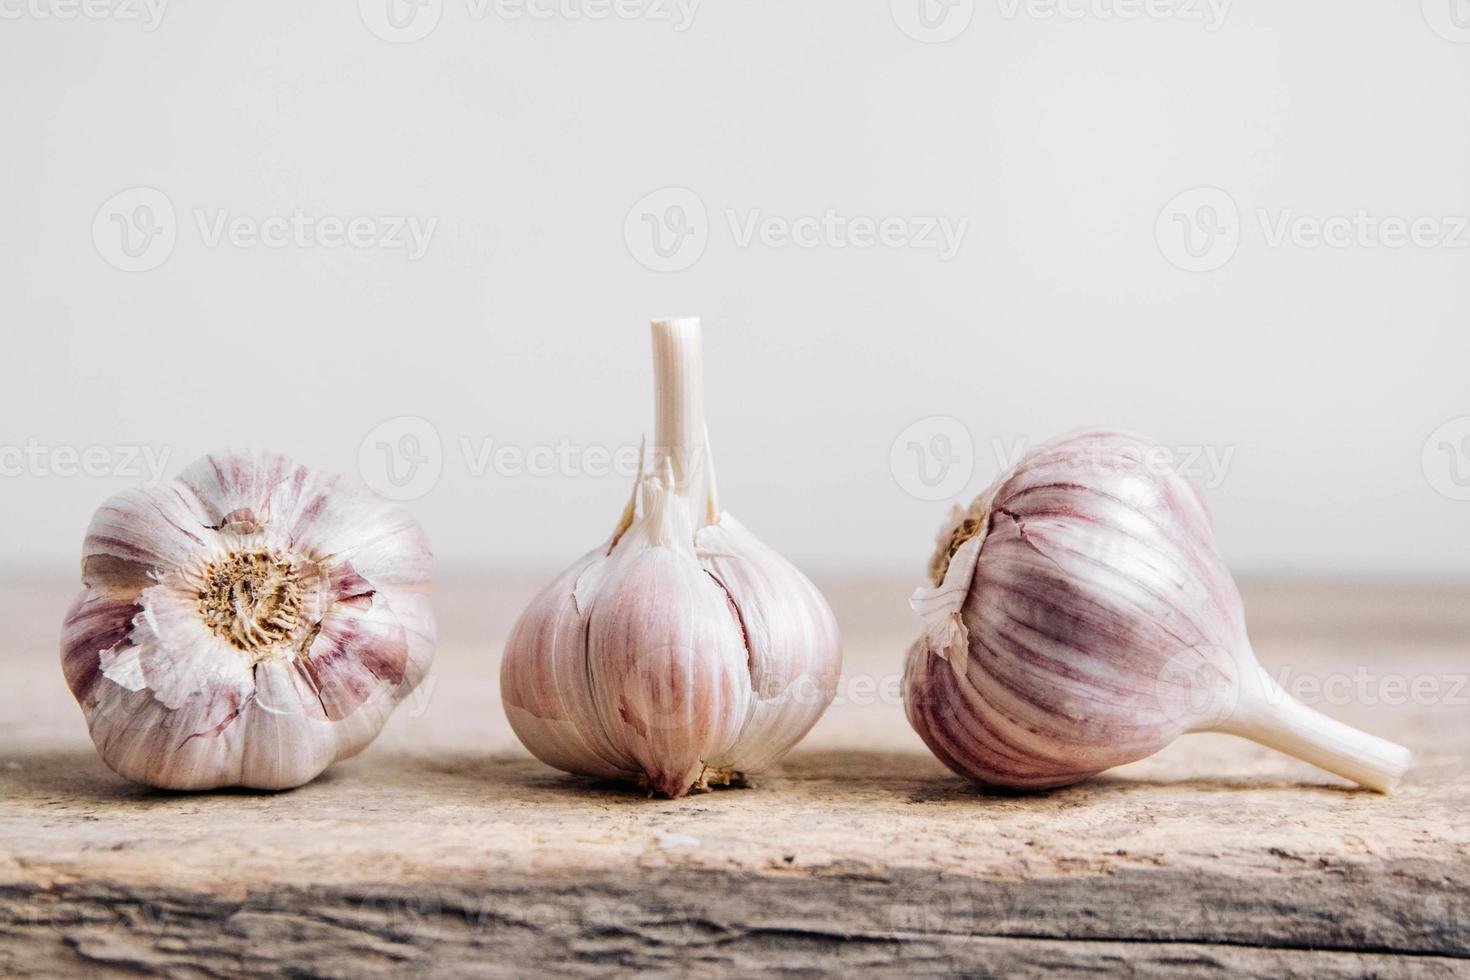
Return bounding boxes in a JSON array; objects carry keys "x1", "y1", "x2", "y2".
[
  {"x1": 62, "y1": 448, "x2": 435, "y2": 791},
  {"x1": 905, "y1": 430, "x2": 1412, "y2": 792},
  {"x1": 501, "y1": 549, "x2": 630, "y2": 782},
  {"x1": 583, "y1": 472, "x2": 752, "y2": 796},
  {"x1": 696, "y1": 514, "x2": 842, "y2": 774}
]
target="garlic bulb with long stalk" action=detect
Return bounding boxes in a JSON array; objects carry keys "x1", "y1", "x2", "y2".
[
  {"x1": 905, "y1": 430, "x2": 1411, "y2": 792},
  {"x1": 501, "y1": 317, "x2": 842, "y2": 797},
  {"x1": 61, "y1": 449, "x2": 436, "y2": 790}
]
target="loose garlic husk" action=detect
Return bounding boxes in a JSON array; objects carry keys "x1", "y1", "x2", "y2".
[
  {"x1": 501, "y1": 317, "x2": 842, "y2": 797},
  {"x1": 61, "y1": 449, "x2": 436, "y2": 791},
  {"x1": 905, "y1": 430, "x2": 1411, "y2": 792}
]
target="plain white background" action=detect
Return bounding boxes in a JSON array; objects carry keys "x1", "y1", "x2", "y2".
[{"x1": 2, "y1": 1, "x2": 1468, "y2": 581}]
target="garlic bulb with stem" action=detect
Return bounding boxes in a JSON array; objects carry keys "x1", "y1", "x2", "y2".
[
  {"x1": 61, "y1": 449, "x2": 436, "y2": 791},
  {"x1": 905, "y1": 430, "x2": 1411, "y2": 793},
  {"x1": 500, "y1": 317, "x2": 842, "y2": 797}
]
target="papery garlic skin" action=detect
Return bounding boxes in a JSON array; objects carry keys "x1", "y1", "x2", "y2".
[
  {"x1": 501, "y1": 318, "x2": 842, "y2": 797},
  {"x1": 905, "y1": 430, "x2": 1410, "y2": 792},
  {"x1": 61, "y1": 450, "x2": 435, "y2": 791}
]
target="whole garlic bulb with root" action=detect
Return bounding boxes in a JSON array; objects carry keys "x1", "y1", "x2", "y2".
[
  {"x1": 501, "y1": 317, "x2": 842, "y2": 797},
  {"x1": 906, "y1": 431, "x2": 1411, "y2": 792},
  {"x1": 61, "y1": 450, "x2": 435, "y2": 790}
]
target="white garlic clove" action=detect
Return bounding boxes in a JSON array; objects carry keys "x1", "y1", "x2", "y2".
[
  {"x1": 501, "y1": 549, "x2": 630, "y2": 782},
  {"x1": 500, "y1": 318, "x2": 843, "y2": 797},
  {"x1": 585, "y1": 476, "x2": 752, "y2": 796},
  {"x1": 696, "y1": 515, "x2": 842, "y2": 774},
  {"x1": 906, "y1": 430, "x2": 1411, "y2": 792},
  {"x1": 62, "y1": 449, "x2": 435, "y2": 791}
]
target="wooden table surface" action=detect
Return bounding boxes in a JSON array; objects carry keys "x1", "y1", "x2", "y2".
[{"x1": 1, "y1": 576, "x2": 1467, "y2": 978}]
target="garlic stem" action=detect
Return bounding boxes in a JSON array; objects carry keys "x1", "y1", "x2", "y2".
[
  {"x1": 651, "y1": 317, "x2": 708, "y2": 506},
  {"x1": 1219, "y1": 665, "x2": 1412, "y2": 793},
  {"x1": 704, "y1": 424, "x2": 721, "y2": 524}
]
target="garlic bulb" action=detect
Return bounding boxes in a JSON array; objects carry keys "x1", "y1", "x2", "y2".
[
  {"x1": 906, "y1": 431, "x2": 1411, "y2": 792},
  {"x1": 61, "y1": 449, "x2": 435, "y2": 791},
  {"x1": 501, "y1": 317, "x2": 842, "y2": 797}
]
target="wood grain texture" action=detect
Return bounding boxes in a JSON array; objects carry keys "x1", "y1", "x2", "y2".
[{"x1": 1, "y1": 578, "x2": 1467, "y2": 978}]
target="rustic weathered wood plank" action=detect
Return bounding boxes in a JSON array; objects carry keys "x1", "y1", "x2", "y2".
[{"x1": 2, "y1": 578, "x2": 1467, "y2": 977}]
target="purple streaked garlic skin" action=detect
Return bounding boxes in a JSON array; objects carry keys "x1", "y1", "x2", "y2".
[
  {"x1": 905, "y1": 430, "x2": 1410, "y2": 793},
  {"x1": 61, "y1": 450, "x2": 436, "y2": 791},
  {"x1": 500, "y1": 317, "x2": 843, "y2": 798}
]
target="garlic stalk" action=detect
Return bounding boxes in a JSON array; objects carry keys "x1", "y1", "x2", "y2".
[
  {"x1": 905, "y1": 431, "x2": 1411, "y2": 792},
  {"x1": 61, "y1": 450, "x2": 436, "y2": 790},
  {"x1": 501, "y1": 317, "x2": 842, "y2": 797}
]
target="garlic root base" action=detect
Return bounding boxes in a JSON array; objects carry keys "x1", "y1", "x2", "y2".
[{"x1": 636, "y1": 767, "x2": 748, "y2": 798}]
